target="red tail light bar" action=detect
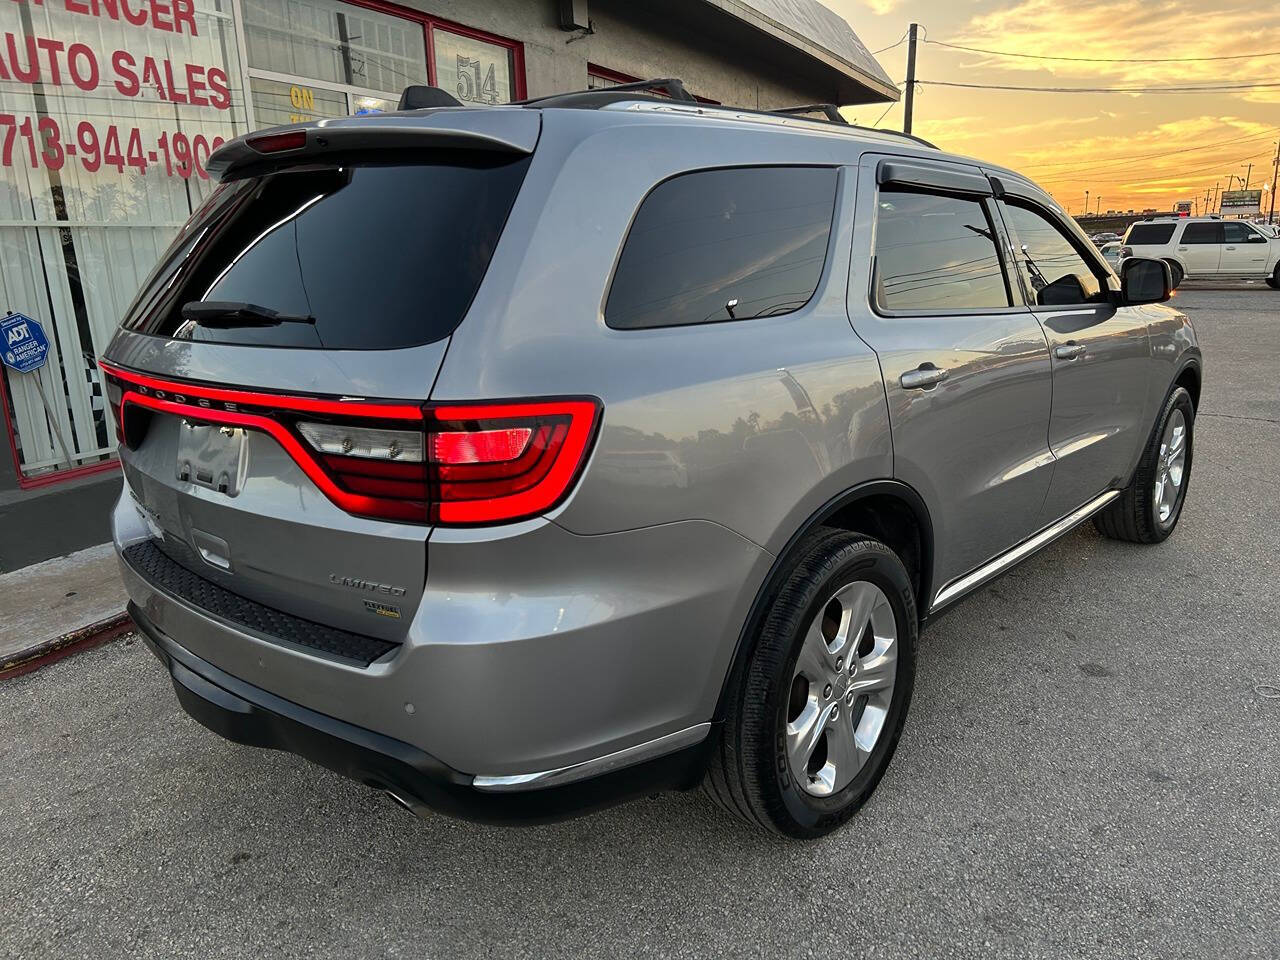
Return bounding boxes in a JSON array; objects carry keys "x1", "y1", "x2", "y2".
[{"x1": 99, "y1": 362, "x2": 600, "y2": 526}]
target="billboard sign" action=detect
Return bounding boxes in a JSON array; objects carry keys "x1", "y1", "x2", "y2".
[{"x1": 1220, "y1": 190, "x2": 1263, "y2": 216}]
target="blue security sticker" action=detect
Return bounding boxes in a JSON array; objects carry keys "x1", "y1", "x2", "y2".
[{"x1": 1, "y1": 313, "x2": 50, "y2": 374}]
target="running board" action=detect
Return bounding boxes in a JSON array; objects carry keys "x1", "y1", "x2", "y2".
[{"x1": 930, "y1": 490, "x2": 1120, "y2": 614}]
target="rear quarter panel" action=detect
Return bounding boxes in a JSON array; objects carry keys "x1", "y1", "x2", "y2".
[{"x1": 431, "y1": 110, "x2": 893, "y2": 555}]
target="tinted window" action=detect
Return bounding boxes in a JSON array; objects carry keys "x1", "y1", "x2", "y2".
[
  {"x1": 122, "y1": 157, "x2": 531, "y2": 349},
  {"x1": 1223, "y1": 222, "x2": 1258, "y2": 243},
  {"x1": 1001, "y1": 202, "x2": 1106, "y2": 306},
  {"x1": 873, "y1": 190, "x2": 1010, "y2": 310},
  {"x1": 1125, "y1": 223, "x2": 1177, "y2": 245},
  {"x1": 605, "y1": 167, "x2": 837, "y2": 329},
  {"x1": 1181, "y1": 222, "x2": 1221, "y2": 244}
]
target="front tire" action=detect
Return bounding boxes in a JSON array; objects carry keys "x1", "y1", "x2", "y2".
[
  {"x1": 704, "y1": 531, "x2": 917, "y2": 838},
  {"x1": 1094, "y1": 386, "x2": 1194, "y2": 544}
]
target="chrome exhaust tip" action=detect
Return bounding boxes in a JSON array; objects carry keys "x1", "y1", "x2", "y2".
[{"x1": 383, "y1": 789, "x2": 416, "y2": 815}]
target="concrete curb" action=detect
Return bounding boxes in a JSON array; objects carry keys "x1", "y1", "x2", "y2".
[{"x1": 0, "y1": 611, "x2": 134, "y2": 681}]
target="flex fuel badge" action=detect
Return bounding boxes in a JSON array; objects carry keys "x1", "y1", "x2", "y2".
[{"x1": 364, "y1": 600, "x2": 402, "y2": 619}]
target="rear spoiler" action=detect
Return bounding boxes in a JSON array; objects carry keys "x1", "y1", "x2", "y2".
[{"x1": 207, "y1": 109, "x2": 540, "y2": 181}]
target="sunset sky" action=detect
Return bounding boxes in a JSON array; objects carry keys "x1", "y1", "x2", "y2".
[{"x1": 832, "y1": 0, "x2": 1280, "y2": 215}]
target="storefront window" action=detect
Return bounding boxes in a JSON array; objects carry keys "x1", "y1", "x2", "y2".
[
  {"x1": 1, "y1": 0, "x2": 524, "y2": 484},
  {"x1": 0, "y1": 0, "x2": 248, "y2": 481},
  {"x1": 250, "y1": 78, "x2": 347, "y2": 127},
  {"x1": 242, "y1": 0, "x2": 427, "y2": 94},
  {"x1": 433, "y1": 29, "x2": 517, "y2": 105}
]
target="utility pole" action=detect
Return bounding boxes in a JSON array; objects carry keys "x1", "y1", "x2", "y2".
[
  {"x1": 1213, "y1": 181, "x2": 1220, "y2": 214},
  {"x1": 903, "y1": 23, "x2": 918, "y2": 135},
  {"x1": 1269, "y1": 140, "x2": 1279, "y2": 225},
  {"x1": 1096, "y1": 195, "x2": 1102, "y2": 215},
  {"x1": 1084, "y1": 189, "x2": 1089, "y2": 218},
  {"x1": 1243, "y1": 163, "x2": 1253, "y2": 192}
]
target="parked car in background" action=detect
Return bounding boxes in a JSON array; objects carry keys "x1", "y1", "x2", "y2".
[
  {"x1": 1121, "y1": 217, "x2": 1280, "y2": 288},
  {"x1": 104, "y1": 81, "x2": 1202, "y2": 838},
  {"x1": 1091, "y1": 232, "x2": 1121, "y2": 247},
  {"x1": 1100, "y1": 241, "x2": 1123, "y2": 269}
]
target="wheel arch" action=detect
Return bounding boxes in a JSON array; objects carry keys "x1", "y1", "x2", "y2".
[
  {"x1": 1174, "y1": 358, "x2": 1201, "y2": 410},
  {"x1": 713, "y1": 479, "x2": 934, "y2": 722}
]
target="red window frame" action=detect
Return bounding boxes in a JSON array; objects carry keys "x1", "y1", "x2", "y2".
[
  {"x1": 0, "y1": 367, "x2": 121, "y2": 489},
  {"x1": 346, "y1": 0, "x2": 528, "y2": 101},
  {"x1": 587, "y1": 64, "x2": 719, "y2": 104}
]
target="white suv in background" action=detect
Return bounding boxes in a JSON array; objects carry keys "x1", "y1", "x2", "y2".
[{"x1": 1121, "y1": 217, "x2": 1280, "y2": 288}]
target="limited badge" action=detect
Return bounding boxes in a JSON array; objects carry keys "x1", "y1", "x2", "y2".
[{"x1": 364, "y1": 599, "x2": 401, "y2": 619}]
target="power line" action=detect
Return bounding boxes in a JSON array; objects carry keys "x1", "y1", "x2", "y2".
[
  {"x1": 1028, "y1": 133, "x2": 1280, "y2": 181},
  {"x1": 1042, "y1": 147, "x2": 1276, "y2": 187},
  {"x1": 918, "y1": 79, "x2": 1280, "y2": 94},
  {"x1": 871, "y1": 30, "x2": 909, "y2": 56},
  {"x1": 1019, "y1": 131, "x2": 1278, "y2": 172},
  {"x1": 871, "y1": 88, "x2": 901, "y2": 127},
  {"x1": 924, "y1": 38, "x2": 1280, "y2": 63}
]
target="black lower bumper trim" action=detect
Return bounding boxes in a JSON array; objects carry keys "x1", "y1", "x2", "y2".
[{"x1": 130, "y1": 602, "x2": 708, "y2": 824}]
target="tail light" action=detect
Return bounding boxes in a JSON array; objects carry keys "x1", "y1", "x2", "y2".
[{"x1": 99, "y1": 362, "x2": 600, "y2": 526}]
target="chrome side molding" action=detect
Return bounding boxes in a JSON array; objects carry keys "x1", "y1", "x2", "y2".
[
  {"x1": 471, "y1": 723, "x2": 712, "y2": 792},
  {"x1": 930, "y1": 490, "x2": 1120, "y2": 614}
]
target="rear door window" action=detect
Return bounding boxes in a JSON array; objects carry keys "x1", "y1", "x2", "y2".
[
  {"x1": 1223, "y1": 222, "x2": 1259, "y2": 243},
  {"x1": 873, "y1": 190, "x2": 1012, "y2": 311},
  {"x1": 121, "y1": 157, "x2": 531, "y2": 349},
  {"x1": 1124, "y1": 223, "x2": 1177, "y2": 245},
  {"x1": 605, "y1": 166, "x2": 838, "y2": 329},
  {"x1": 1181, "y1": 222, "x2": 1222, "y2": 244}
]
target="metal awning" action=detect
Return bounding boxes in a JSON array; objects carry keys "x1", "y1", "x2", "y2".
[{"x1": 699, "y1": 0, "x2": 899, "y2": 103}]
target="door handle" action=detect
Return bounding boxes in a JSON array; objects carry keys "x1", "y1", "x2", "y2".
[
  {"x1": 1225, "y1": 245, "x2": 1237, "y2": 251},
  {"x1": 1054, "y1": 343, "x2": 1086, "y2": 361},
  {"x1": 899, "y1": 364, "x2": 949, "y2": 390}
]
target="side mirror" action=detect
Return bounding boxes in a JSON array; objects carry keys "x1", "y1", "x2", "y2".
[
  {"x1": 1119, "y1": 257, "x2": 1170, "y2": 306},
  {"x1": 1037, "y1": 273, "x2": 1089, "y2": 306}
]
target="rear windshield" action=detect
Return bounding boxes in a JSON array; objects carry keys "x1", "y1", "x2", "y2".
[
  {"x1": 121, "y1": 156, "x2": 531, "y2": 349},
  {"x1": 1124, "y1": 223, "x2": 1177, "y2": 246}
]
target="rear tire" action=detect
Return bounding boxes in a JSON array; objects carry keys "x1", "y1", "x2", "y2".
[
  {"x1": 1094, "y1": 386, "x2": 1194, "y2": 544},
  {"x1": 704, "y1": 531, "x2": 916, "y2": 838},
  {"x1": 1164, "y1": 260, "x2": 1184, "y2": 288},
  {"x1": 1267, "y1": 266, "x2": 1279, "y2": 289}
]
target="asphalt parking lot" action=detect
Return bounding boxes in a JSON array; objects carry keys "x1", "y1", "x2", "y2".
[{"x1": 2, "y1": 284, "x2": 1277, "y2": 959}]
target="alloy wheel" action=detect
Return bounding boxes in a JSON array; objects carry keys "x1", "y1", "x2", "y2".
[
  {"x1": 1153, "y1": 408, "x2": 1187, "y2": 527},
  {"x1": 785, "y1": 580, "x2": 899, "y2": 797}
]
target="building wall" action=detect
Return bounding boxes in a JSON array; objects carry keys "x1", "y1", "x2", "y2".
[
  {"x1": 0, "y1": 0, "x2": 855, "y2": 567},
  {"x1": 391, "y1": 0, "x2": 832, "y2": 107}
]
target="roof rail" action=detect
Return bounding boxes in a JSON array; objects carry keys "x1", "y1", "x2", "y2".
[
  {"x1": 395, "y1": 76, "x2": 940, "y2": 151},
  {"x1": 520, "y1": 78, "x2": 698, "y2": 107},
  {"x1": 773, "y1": 103, "x2": 847, "y2": 124}
]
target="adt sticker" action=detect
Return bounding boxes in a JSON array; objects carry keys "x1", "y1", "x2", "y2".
[{"x1": 1, "y1": 313, "x2": 50, "y2": 374}]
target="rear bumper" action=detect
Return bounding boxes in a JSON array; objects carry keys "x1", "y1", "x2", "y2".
[
  {"x1": 112, "y1": 481, "x2": 767, "y2": 777},
  {"x1": 133, "y1": 601, "x2": 709, "y2": 824}
]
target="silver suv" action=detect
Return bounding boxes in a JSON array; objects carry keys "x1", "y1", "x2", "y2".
[{"x1": 105, "y1": 82, "x2": 1201, "y2": 838}]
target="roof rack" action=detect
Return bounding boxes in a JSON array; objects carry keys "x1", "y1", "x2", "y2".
[
  {"x1": 391, "y1": 79, "x2": 937, "y2": 149},
  {"x1": 773, "y1": 103, "x2": 847, "y2": 124},
  {"x1": 520, "y1": 78, "x2": 698, "y2": 107}
]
